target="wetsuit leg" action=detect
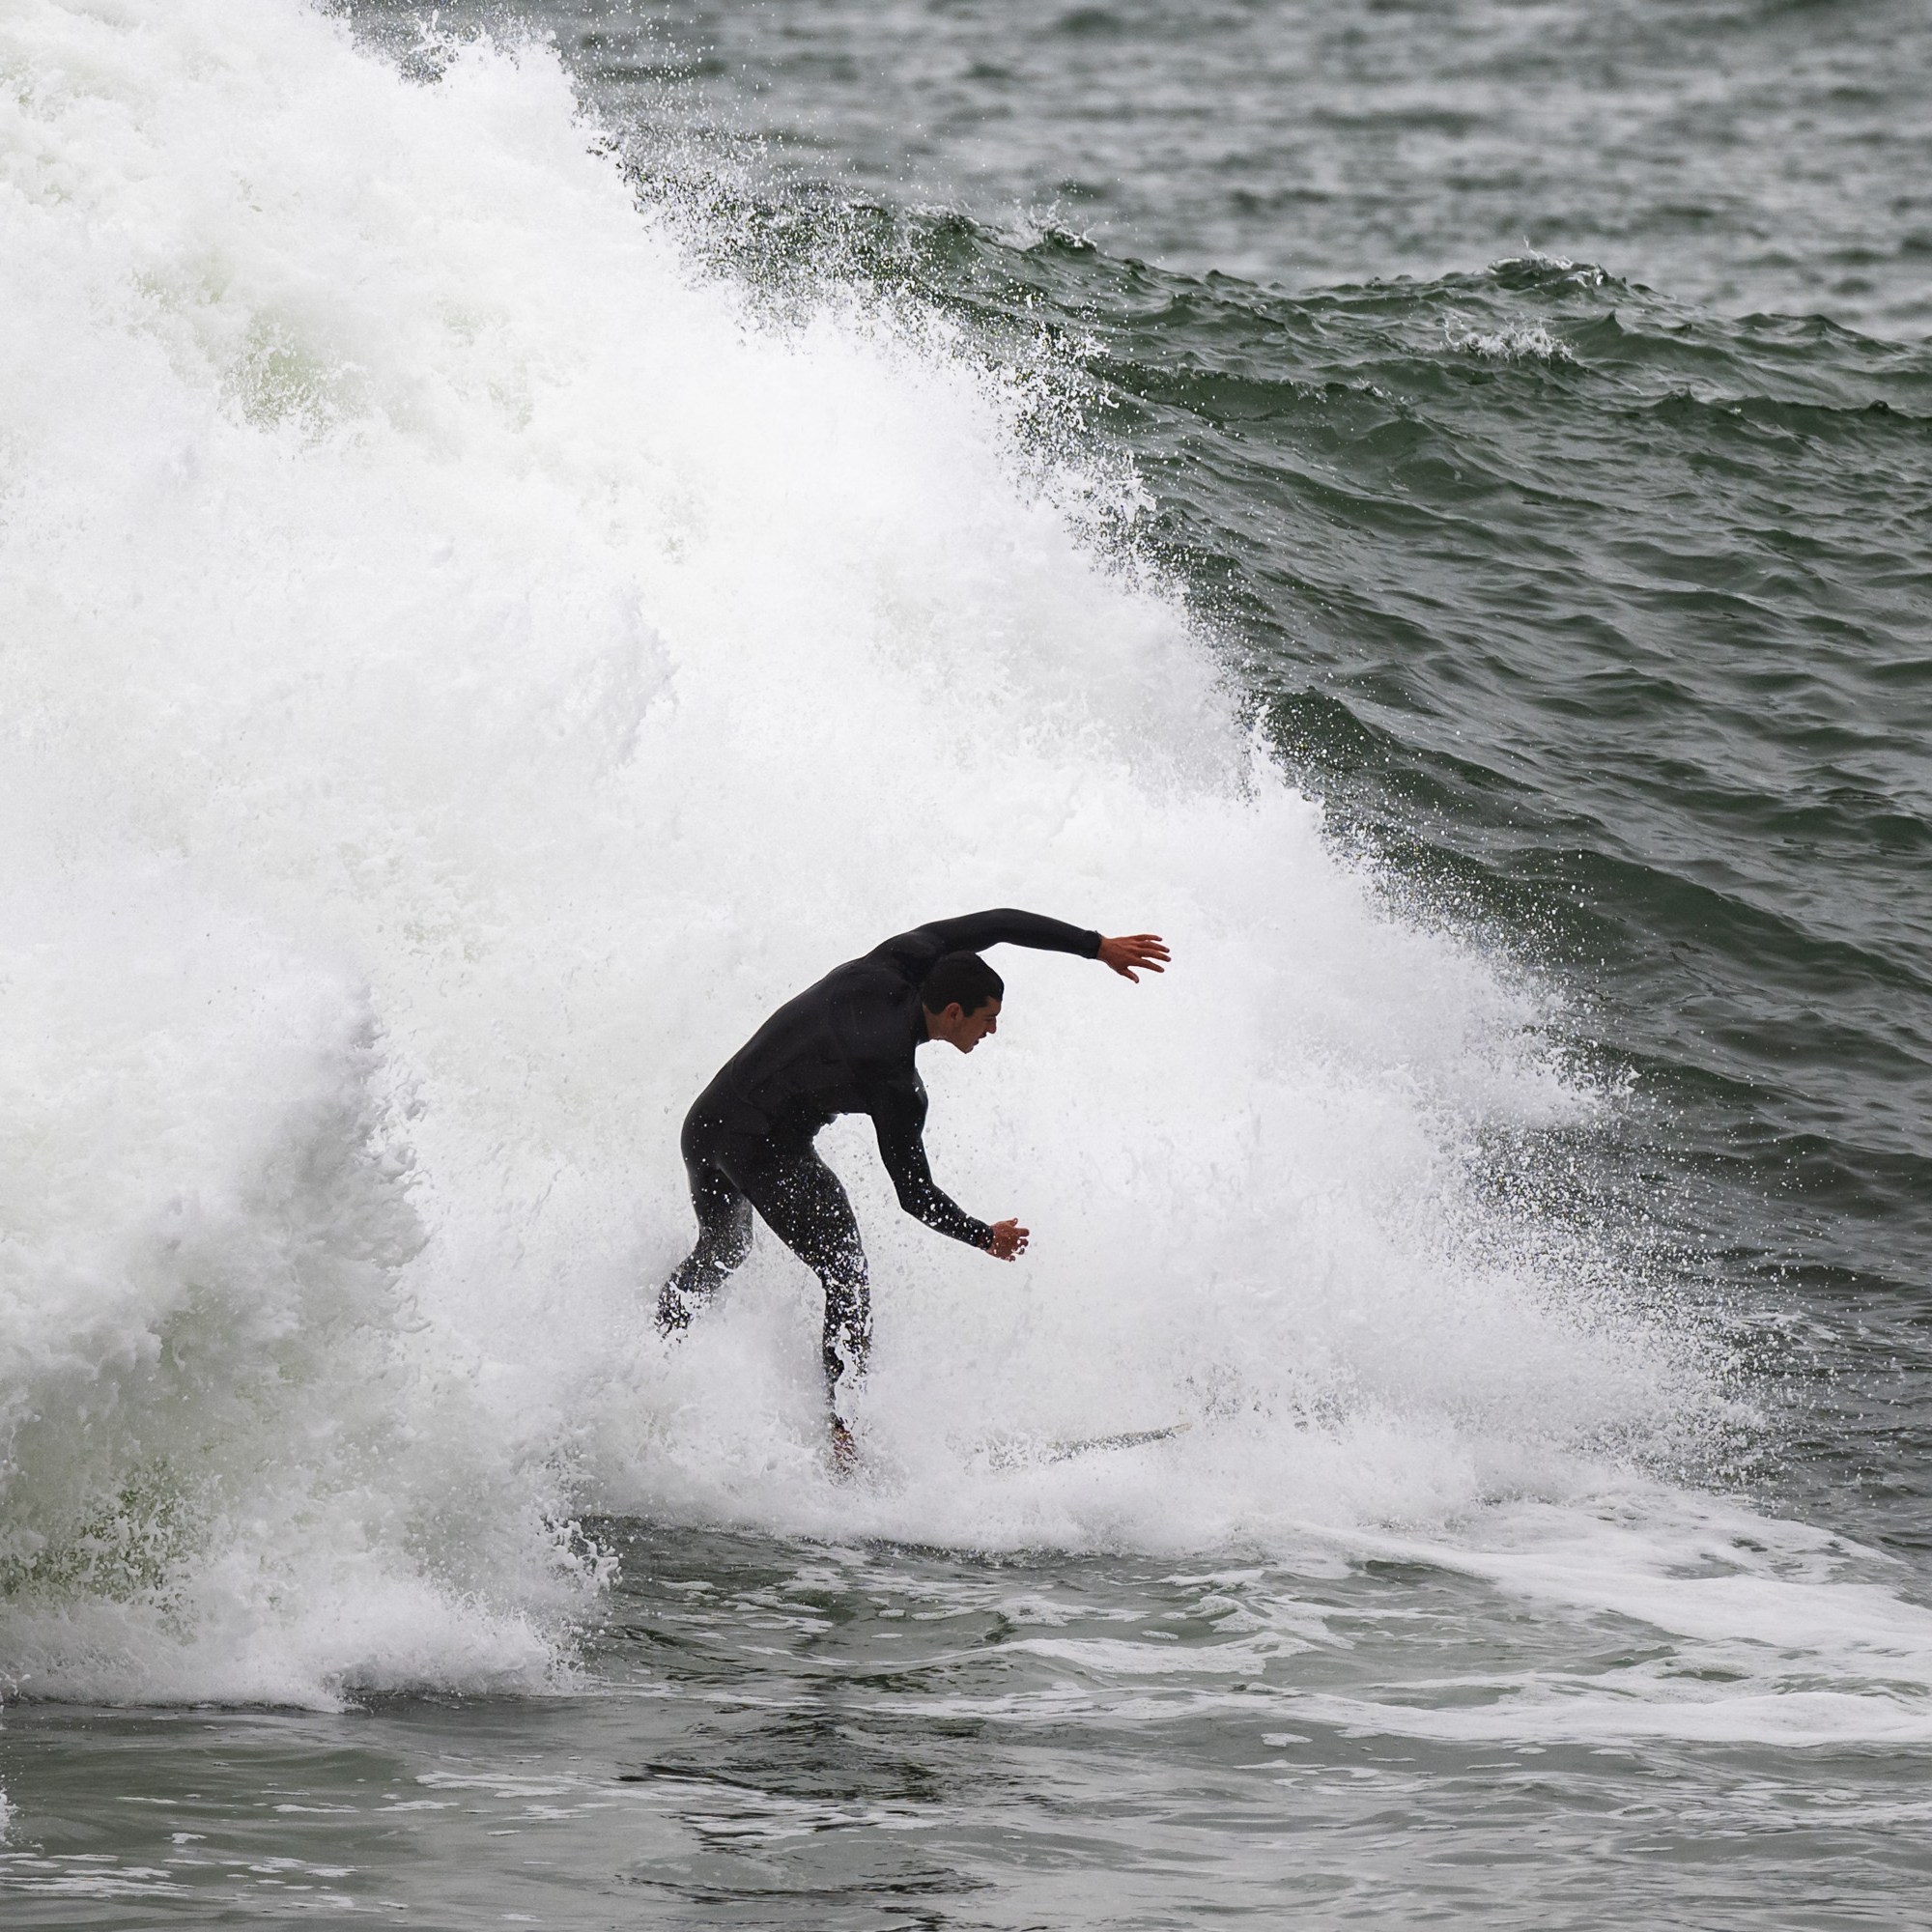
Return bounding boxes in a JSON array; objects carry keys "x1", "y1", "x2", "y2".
[
  {"x1": 657, "y1": 1110, "x2": 754, "y2": 1336},
  {"x1": 659, "y1": 1102, "x2": 869, "y2": 1411},
  {"x1": 731, "y1": 1140, "x2": 871, "y2": 1413}
]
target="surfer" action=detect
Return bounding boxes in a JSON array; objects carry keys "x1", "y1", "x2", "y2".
[{"x1": 657, "y1": 911, "x2": 1170, "y2": 1468}]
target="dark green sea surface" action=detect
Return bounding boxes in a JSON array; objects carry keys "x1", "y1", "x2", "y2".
[{"x1": 7, "y1": 2, "x2": 1932, "y2": 1927}]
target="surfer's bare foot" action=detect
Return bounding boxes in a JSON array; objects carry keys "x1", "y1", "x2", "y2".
[{"x1": 830, "y1": 1419, "x2": 858, "y2": 1477}]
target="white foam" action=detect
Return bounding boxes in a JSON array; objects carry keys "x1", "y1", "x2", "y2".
[
  {"x1": 1448, "y1": 316, "x2": 1575, "y2": 362},
  {"x1": 0, "y1": 0, "x2": 1916, "y2": 1736},
  {"x1": 0, "y1": 817, "x2": 577, "y2": 1706}
]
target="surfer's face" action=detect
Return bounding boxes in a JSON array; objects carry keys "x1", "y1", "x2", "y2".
[{"x1": 927, "y1": 996, "x2": 1002, "y2": 1053}]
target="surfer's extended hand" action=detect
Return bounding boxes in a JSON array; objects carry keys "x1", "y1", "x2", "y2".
[
  {"x1": 1098, "y1": 933, "x2": 1170, "y2": 981},
  {"x1": 985, "y1": 1217, "x2": 1030, "y2": 1261}
]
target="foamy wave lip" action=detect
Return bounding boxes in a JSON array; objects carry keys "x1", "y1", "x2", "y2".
[
  {"x1": 0, "y1": 1573, "x2": 559, "y2": 1713},
  {"x1": 1447, "y1": 316, "x2": 1577, "y2": 362},
  {"x1": 1490, "y1": 250, "x2": 1613, "y2": 289},
  {"x1": 988, "y1": 201, "x2": 1094, "y2": 253}
]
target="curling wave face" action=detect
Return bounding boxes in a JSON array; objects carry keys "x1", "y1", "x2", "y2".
[{"x1": 2, "y1": 0, "x2": 1927, "y2": 1740}]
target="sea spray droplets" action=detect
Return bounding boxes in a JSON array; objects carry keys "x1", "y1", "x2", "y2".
[{"x1": 1446, "y1": 317, "x2": 1576, "y2": 364}]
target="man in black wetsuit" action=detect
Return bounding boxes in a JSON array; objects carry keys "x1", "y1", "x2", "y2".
[{"x1": 658, "y1": 910, "x2": 1170, "y2": 1466}]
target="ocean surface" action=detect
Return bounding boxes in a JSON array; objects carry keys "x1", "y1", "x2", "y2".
[{"x1": 3, "y1": 0, "x2": 1929, "y2": 1924}]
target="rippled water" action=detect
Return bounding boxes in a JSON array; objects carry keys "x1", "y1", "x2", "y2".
[
  {"x1": 476, "y1": 0, "x2": 1932, "y2": 339},
  {"x1": 4, "y1": 0, "x2": 1930, "y2": 1925},
  {"x1": 12, "y1": 1520, "x2": 1932, "y2": 1926}
]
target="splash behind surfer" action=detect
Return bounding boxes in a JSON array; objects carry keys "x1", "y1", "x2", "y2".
[{"x1": 657, "y1": 910, "x2": 1170, "y2": 1469}]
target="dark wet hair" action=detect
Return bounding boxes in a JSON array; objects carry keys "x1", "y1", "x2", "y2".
[{"x1": 921, "y1": 951, "x2": 1005, "y2": 1016}]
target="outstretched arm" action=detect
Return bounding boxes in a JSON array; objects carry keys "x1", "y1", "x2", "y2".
[
  {"x1": 878, "y1": 909, "x2": 1101, "y2": 971},
  {"x1": 876, "y1": 912, "x2": 1172, "y2": 982}
]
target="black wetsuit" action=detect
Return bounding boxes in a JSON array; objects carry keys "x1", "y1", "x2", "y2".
[{"x1": 658, "y1": 909, "x2": 1102, "y2": 1409}]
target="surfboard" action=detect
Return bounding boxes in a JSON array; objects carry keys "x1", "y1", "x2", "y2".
[
  {"x1": 979, "y1": 1422, "x2": 1191, "y2": 1468},
  {"x1": 1042, "y1": 1421, "x2": 1191, "y2": 1463}
]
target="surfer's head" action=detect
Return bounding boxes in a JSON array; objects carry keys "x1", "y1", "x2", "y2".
[{"x1": 922, "y1": 952, "x2": 1004, "y2": 1052}]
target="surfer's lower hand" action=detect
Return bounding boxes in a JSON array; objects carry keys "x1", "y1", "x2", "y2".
[
  {"x1": 1098, "y1": 933, "x2": 1169, "y2": 981},
  {"x1": 829, "y1": 1418, "x2": 858, "y2": 1476},
  {"x1": 985, "y1": 1217, "x2": 1029, "y2": 1261}
]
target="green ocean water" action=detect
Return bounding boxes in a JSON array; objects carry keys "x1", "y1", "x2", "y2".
[{"x1": 4, "y1": 2, "x2": 1931, "y2": 1926}]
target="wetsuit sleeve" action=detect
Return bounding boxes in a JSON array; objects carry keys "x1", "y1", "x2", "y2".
[
  {"x1": 868, "y1": 1077, "x2": 992, "y2": 1249},
  {"x1": 876, "y1": 909, "x2": 1102, "y2": 975}
]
